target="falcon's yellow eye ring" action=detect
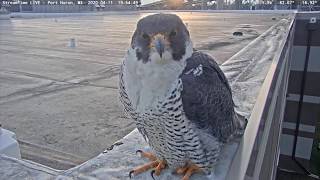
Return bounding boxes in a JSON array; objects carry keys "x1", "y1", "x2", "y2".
[{"x1": 142, "y1": 33, "x2": 149, "y2": 40}]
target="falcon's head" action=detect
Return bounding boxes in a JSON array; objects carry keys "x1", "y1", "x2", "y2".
[{"x1": 130, "y1": 14, "x2": 193, "y2": 64}]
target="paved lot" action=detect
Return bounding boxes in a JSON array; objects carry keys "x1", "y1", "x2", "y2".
[{"x1": 0, "y1": 11, "x2": 285, "y2": 168}]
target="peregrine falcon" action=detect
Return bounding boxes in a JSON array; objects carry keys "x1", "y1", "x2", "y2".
[{"x1": 119, "y1": 13, "x2": 246, "y2": 180}]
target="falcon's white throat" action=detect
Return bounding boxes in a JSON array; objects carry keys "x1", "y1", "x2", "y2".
[{"x1": 123, "y1": 41, "x2": 193, "y2": 112}]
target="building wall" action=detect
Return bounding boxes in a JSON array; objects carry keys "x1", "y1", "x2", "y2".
[{"x1": 279, "y1": 12, "x2": 320, "y2": 173}]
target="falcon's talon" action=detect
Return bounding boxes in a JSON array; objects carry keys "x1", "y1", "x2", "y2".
[
  {"x1": 135, "y1": 150, "x2": 143, "y2": 156},
  {"x1": 135, "y1": 150, "x2": 157, "y2": 161},
  {"x1": 151, "y1": 169, "x2": 156, "y2": 180},
  {"x1": 128, "y1": 160, "x2": 159, "y2": 178},
  {"x1": 129, "y1": 170, "x2": 134, "y2": 178},
  {"x1": 128, "y1": 152, "x2": 167, "y2": 179}
]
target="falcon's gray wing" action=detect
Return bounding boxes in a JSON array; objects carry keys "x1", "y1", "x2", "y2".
[{"x1": 180, "y1": 51, "x2": 237, "y2": 142}]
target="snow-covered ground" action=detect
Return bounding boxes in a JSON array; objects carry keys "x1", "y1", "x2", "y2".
[{"x1": 0, "y1": 12, "x2": 289, "y2": 169}]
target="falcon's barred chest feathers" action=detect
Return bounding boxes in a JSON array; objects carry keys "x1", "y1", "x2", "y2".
[{"x1": 119, "y1": 14, "x2": 246, "y2": 179}]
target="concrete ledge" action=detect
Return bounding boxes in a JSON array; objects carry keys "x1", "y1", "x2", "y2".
[
  {"x1": 57, "y1": 129, "x2": 239, "y2": 180},
  {"x1": 0, "y1": 154, "x2": 60, "y2": 179},
  {"x1": 0, "y1": 128, "x2": 21, "y2": 159},
  {"x1": 0, "y1": 16, "x2": 293, "y2": 180}
]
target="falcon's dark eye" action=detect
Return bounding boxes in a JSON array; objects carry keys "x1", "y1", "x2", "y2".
[
  {"x1": 170, "y1": 30, "x2": 177, "y2": 37},
  {"x1": 142, "y1": 33, "x2": 149, "y2": 40}
]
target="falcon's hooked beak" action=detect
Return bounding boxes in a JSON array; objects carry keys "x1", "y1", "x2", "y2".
[{"x1": 151, "y1": 34, "x2": 168, "y2": 59}]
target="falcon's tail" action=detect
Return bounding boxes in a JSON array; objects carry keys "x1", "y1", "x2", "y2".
[{"x1": 231, "y1": 110, "x2": 248, "y2": 140}]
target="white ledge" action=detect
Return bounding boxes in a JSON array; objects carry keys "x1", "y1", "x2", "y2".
[{"x1": 0, "y1": 16, "x2": 293, "y2": 180}]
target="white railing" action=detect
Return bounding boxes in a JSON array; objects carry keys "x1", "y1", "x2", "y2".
[{"x1": 226, "y1": 17, "x2": 295, "y2": 180}]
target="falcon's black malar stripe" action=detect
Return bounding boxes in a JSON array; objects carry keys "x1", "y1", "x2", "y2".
[{"x1": 131, "y1": 14, "x2": 189, "y2": 63}]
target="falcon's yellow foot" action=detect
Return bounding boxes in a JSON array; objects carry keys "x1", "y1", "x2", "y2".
[
  {"x1": 175, "y1": 164, "x2": 202, "y2": 180},
  {"x1": 151, "y1": 159, "x2": 167, "y2": 179},
  {"x1": 129, "y1": 150, "x2": 167, "y2": 179},
  {"x1": 129, "y1": 160, "x2": 159, "y2": 178},
  {"x1": 175, "y1": 166, "x2": 189, "y2": 175}
]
